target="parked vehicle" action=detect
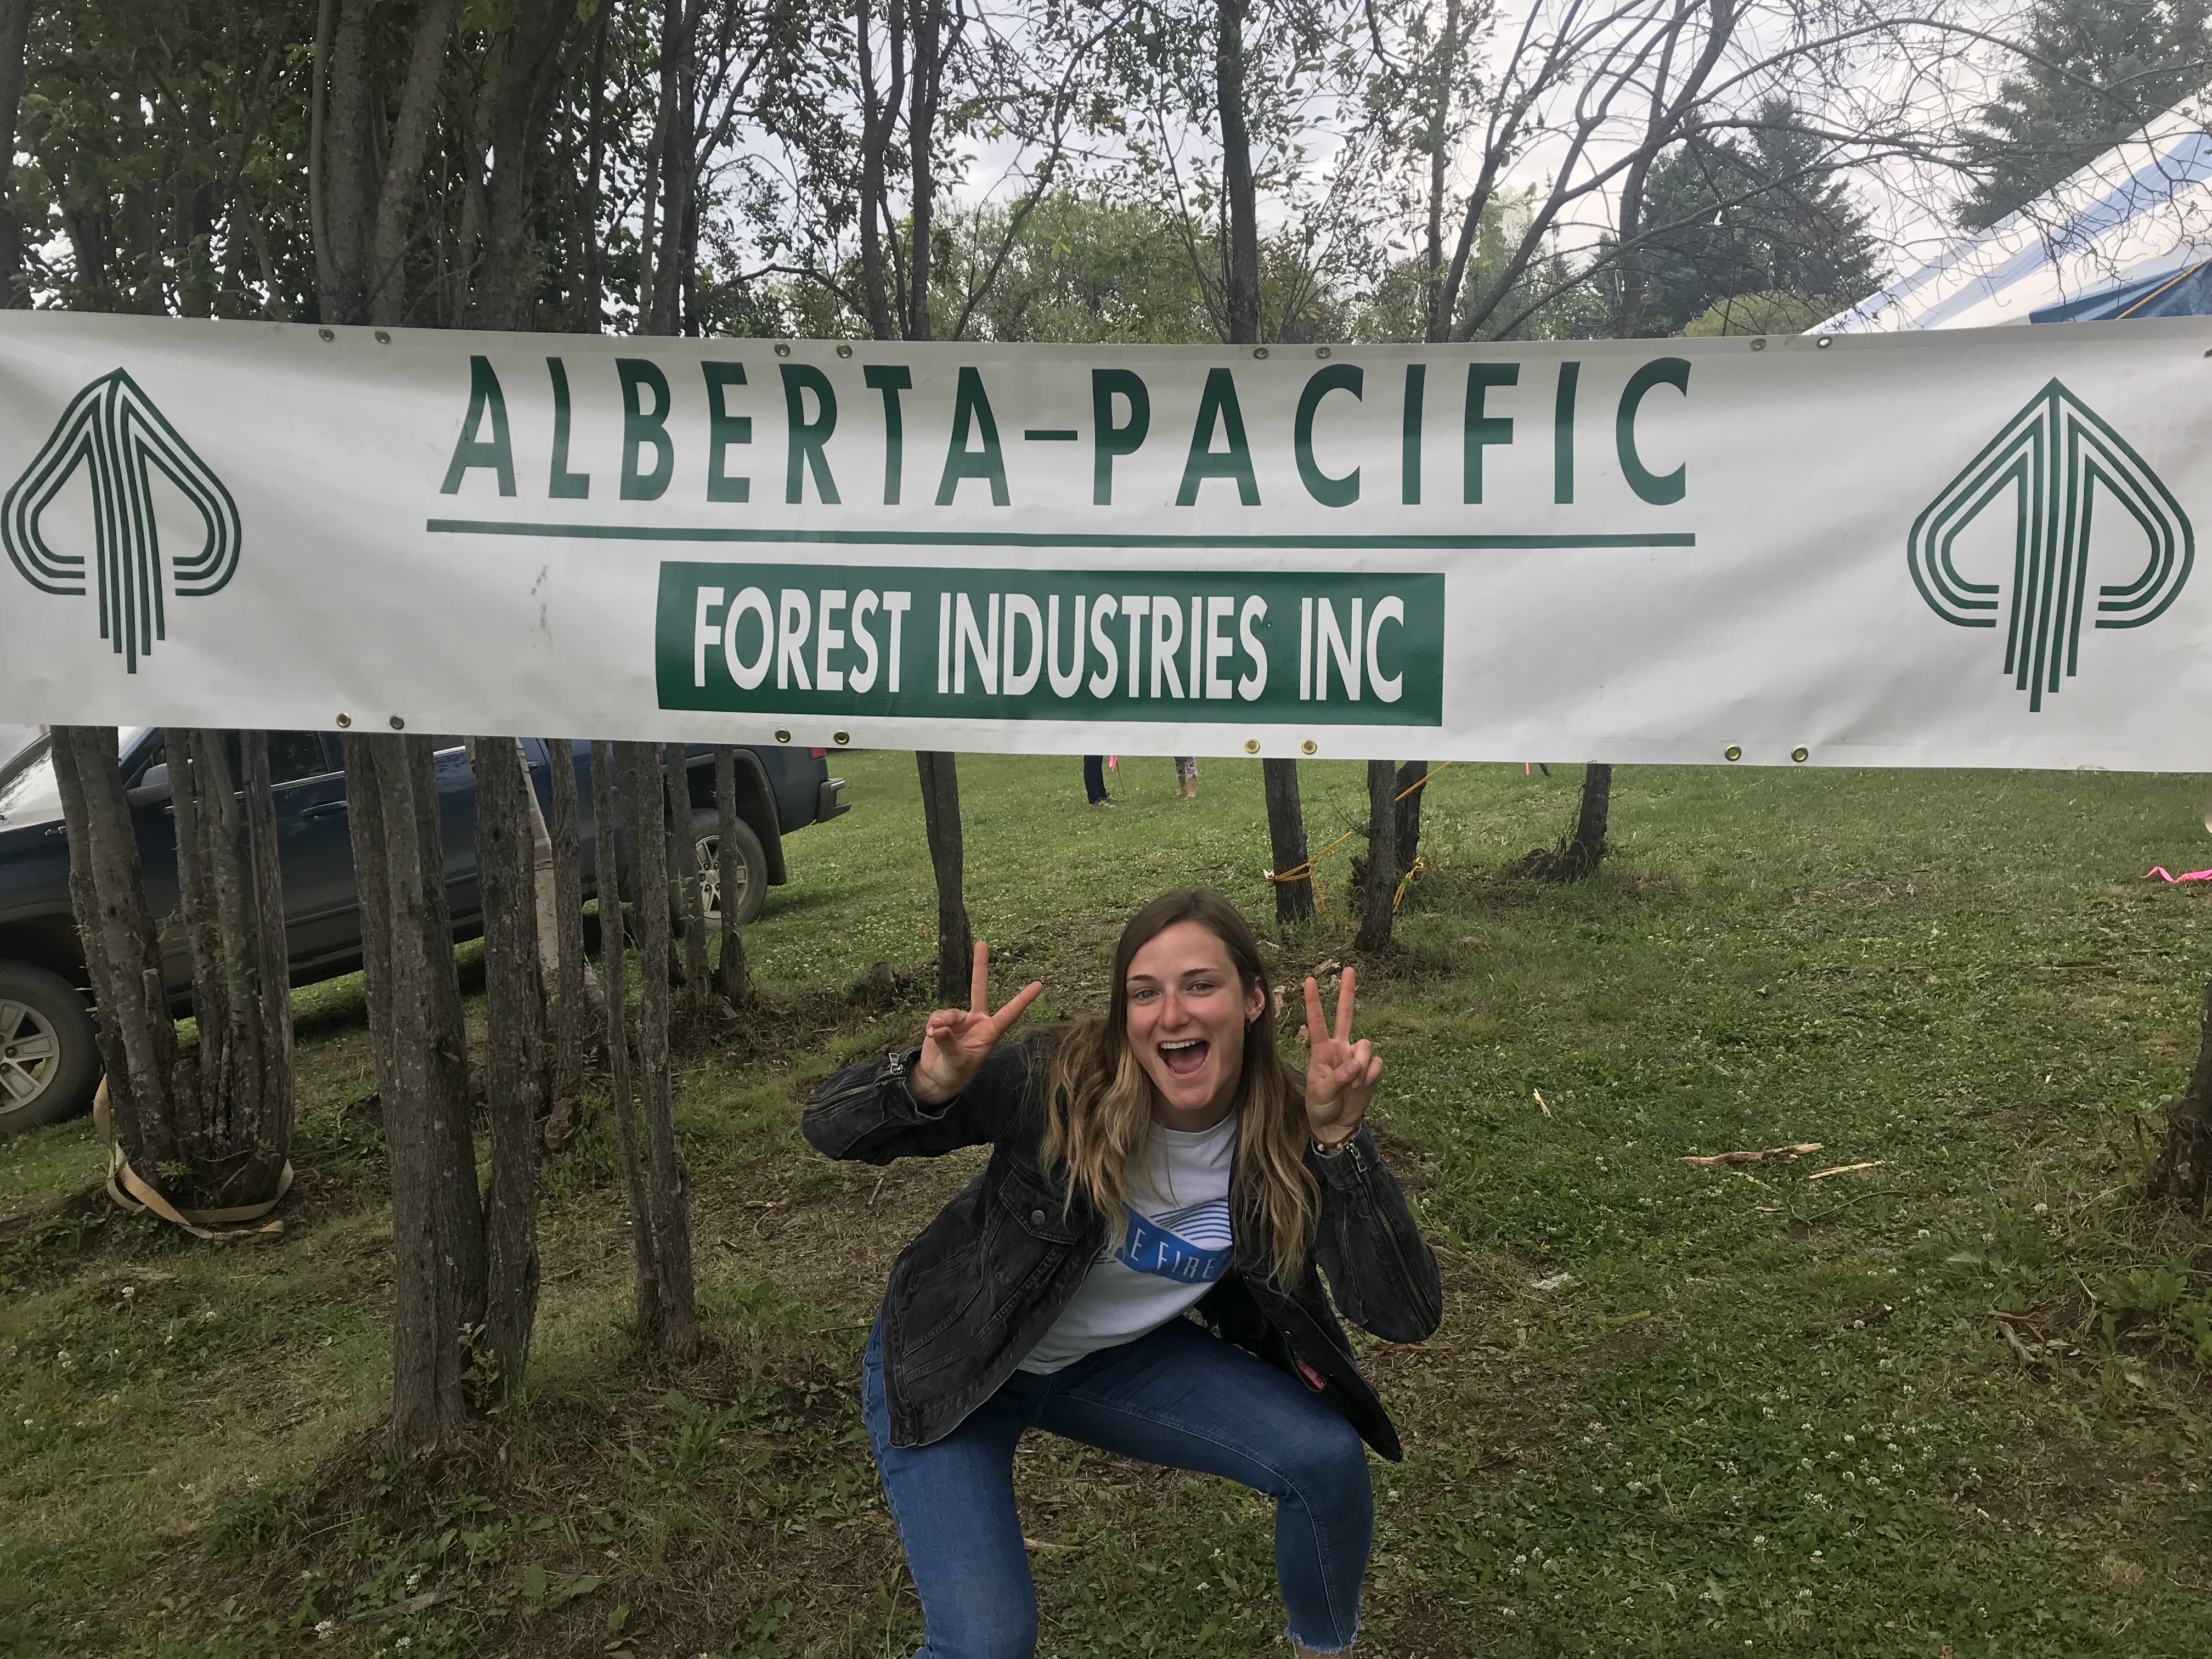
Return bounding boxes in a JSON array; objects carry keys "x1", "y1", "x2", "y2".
[{"x1": 0, "y1": 732, "x2": 848, "y2": 1136}]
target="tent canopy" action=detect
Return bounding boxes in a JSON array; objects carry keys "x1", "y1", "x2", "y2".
[{"x1": 1819, "y1": 103, "x2": 2212, "y2": 332}]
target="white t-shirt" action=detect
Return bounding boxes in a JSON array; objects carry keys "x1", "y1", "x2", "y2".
[{"x1": 1018, "y1": 1111, "x2": 1238, "y2": 1374}]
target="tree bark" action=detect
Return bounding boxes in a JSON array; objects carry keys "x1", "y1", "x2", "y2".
[
  {"x1": 1214, "y1": 0, "x2": 1308, "y2": 922},
  {"x1": 1553, "y1": 763, "x2": 1612, "y2": 881},
  {"x1": 472, "y1": 0, "x2": 579, "y2": 328},
  {"x1": 1394, "y1": 759, "x2": 1428, "y2": 879},
  {"x1": 619, "y1": 741, "x2": 699, "y2": 1362},
  {"x1": 365, "y1": 0, "x2": 457, "y2": 326},
  {"x1": 1263, "y1": 759, "x2": 1313, "y2": 926},
  {"x1": 1215, "y1": 0, "x2": 1260, "y2": 345},
  {"x1": 471, "y1": 737, "x2": 543, "y2": 1397},
  {"x1": 915, "y1": 751, "x2": 973, "y2": 1002},
  {"x1": 589, "y1": 741, "x2": 663, "y2": 1351},
  {"x1": 664, "y1": 742, "x2": 709, "y2": 1002},
  {"x1": 347, "y1": 732, "x2": 486, "y2": 1453},
  {"x1": 51, "y1": 727, "x2": 180, "y2": 1173},
  {"x1": 2152, "y1": 975, "x2": 2212, "y2": 1215},
  {"x1": 542, "y1": 737, "x2": 594, "y2": 1149},
  {"x1": 1355, "y1": 760, "x2": 1400, "y2": 953},
  {"x1": 713, "y1": 744, "x2": 749, "y2": 1007},
  {"x1": 159, "y1": 730, "x2": 291, "y2": 1208},
  {"x1": 0, "y1": 0, "x2": 36, "y2": 301}
]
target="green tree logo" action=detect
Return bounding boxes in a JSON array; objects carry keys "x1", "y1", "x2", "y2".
[
  {"x1": 3, "y1": 368, "x2": 241, "y2": 673},
  {"x1": 1909, "y1": 379, "x2": 2191, "y2": 711}
]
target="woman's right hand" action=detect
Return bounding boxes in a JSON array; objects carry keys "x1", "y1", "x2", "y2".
[{"x1": 909, "y1": 942, "x2": 1043, "y2": 1105}]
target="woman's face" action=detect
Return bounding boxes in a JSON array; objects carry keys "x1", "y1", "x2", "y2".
[{"x1": 1122, "y1": 921, "x2": 1267, "y2": 1122}]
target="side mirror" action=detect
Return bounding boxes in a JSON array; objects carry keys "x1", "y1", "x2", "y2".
[{"x1": 126, "y1": 763, "x2": 172, "y2": 810}]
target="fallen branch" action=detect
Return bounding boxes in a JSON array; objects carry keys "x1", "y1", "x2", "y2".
[
  {"x1": 1988, "y1": 1311, "x2": 2042, "y2": 1367},
  {"x1": 1681, "y1": 1143, "x2": 1821, "y2": 1167},
  {"x1": 1808, "y1": 1160, "x2": 1884, "y2": 1180}
]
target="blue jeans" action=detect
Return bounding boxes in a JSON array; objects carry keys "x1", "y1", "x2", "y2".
[{"x1": 862, "y1": 1313, "x2": 1370, "y2": 1657}]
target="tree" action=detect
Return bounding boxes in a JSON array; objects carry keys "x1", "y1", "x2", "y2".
[
  {"x1": 1959, "y1": 0, "x2": 2212, "y2": 230},
  {"x1": 51, "y1": 729, "x2": 294, "y2": 1229},
  {"x1": 1634, "y1": 100, "x2": 1881, "y2": 335},
  {"x1": 589, "y1": 741, "x2": 700, "y2": 1362},
  {"x1": 0, "y1": 0, "x2": 34, "y2": 301}
]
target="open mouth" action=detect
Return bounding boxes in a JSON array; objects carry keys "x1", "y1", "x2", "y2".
[{"x1": 1158, "y1": 1037, "x2": 1210, "y2": 1079}]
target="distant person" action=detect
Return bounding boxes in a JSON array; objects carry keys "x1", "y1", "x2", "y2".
[
  {"x1": 1083, "y1": 755, "x2": 1112, "y2": 808},
  {"x1": 805, "y1": 891, "x2": 1441, "y2": 1658},
  {"x1": 1173, "y1": 754, "x2": 1198, "y2": 800}
]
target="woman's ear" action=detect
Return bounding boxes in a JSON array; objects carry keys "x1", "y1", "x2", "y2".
[{"x1": 1243, "y1": 977, "x2": 1267, "y2": 1025}]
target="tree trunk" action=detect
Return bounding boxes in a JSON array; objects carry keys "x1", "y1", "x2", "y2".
[
  {"x1": 589, "y1": 741, "x2": 663, "y2": 1352},
  {"x1": 2152, "y1": 975, "x2": 2212, "y2": 1215},
  {"x1": 542, "y1": 737, "x2": 594, "y2": 1150},
  {"x1": 0, "y1": 0, "x2": 36, "y2": 302},
  {"x1": 160, "y1": 730, "x2": 292, "y2": 1209},
  {"x1": 1263, "y1": 759, "x2": 1313, "y2": 926},
  {"x1": 915, "y1": 752, "x2": 973, "y2": 1002},
  {"x1": 1355, "y1": 760, "x2": 1400, "y2": 953},
  {"x1": 1394, "y1": 760, "x2": 1428, "y2": 879},
  {"x1": 365, "y1": 0, "x2": 456, "y2": 326},
  {"x1": 470, "y1": 737, "x2": 543, "y2": 1397},
  {"x1": 664, "y1": 743, "x2": 709, "y2": 1002},
  {"x1": 346, "y1": 732, "x2": 486, "y2": 1453},
  {"x1": 1215, "y1": 0, "x2": 1308, "y2": 922},
  {"x1": 1215, "y1": 0, "x2": 1260, "y2": 345},
  {"x1": 54, "y1": 727, "x2": 291, "y2": 1218},
  {"x1": 51, "y1": 727, "x2": 182, "y2": 1175},
  {"x1": 713, "y1": 744, "x2": 749, "y2": 1007},
  {"x1": 619, "y1": 742, "x2": 699, "y2": 1362},
  {"x1": 1548, "y1": 763, "x2": 1613, "y2": 881}
]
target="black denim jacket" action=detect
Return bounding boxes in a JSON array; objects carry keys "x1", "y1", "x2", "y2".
[{"x1": 803, "y1": 1037, "x2": 1444, "y2": 1459}]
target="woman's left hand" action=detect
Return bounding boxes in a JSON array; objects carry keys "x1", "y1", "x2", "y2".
[{"x1": 1302, "y1": 967, "x2": 1381, "y2": 1147}]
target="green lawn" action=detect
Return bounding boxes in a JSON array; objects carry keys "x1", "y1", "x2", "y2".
[{"x1": 4, "y1": 752, "x2": 2211, "y2": 1657}]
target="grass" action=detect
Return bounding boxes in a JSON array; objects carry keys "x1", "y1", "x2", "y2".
[{"x1": 4, "y1": 750, "x2": 2212, "y2": 1657}]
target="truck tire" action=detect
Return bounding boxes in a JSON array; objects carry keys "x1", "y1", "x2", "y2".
[
  {"x1": 687, "y1": 807, "x2": 768, "y2": 928},
  {"x1": 0, "y1": 961, "x2": 101, "y2": 1138}
]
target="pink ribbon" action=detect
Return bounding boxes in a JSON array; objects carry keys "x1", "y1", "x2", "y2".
[{"x1": 2146, "y1": 867, "x2": 2212, "y2": 883}]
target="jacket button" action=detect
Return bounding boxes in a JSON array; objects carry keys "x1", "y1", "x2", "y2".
[{"x1": 1030, "y1": 1209, "x2": 1046, "y2": 1226}]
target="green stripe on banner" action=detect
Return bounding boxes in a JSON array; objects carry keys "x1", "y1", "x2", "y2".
[
  {"x1": 428, "y1": 518, "x2": 1695, "y2": 551},
  {"x1": 653, "y1": 562, "x2": 1447, "y2": 726}
]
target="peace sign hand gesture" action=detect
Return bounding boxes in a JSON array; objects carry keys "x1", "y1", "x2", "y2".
[
  {"x1": 909, "y1": 943, "x2": 1044, "y2": 1106},
  {"x1": 1302, "y1": 967, "x2": 1381, "y2": 1147}
]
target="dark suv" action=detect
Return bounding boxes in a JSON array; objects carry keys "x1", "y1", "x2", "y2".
[{"x1": 0, "y1": 732, "x2": 848, "y2": 1136}]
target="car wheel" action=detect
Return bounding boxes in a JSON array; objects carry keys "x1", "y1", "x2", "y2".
[
  {"x1": 0, "y1": 961, "x2": 101, "y2": 1138},
  {"x1": 687, "y1": 808, "x2": 768, "y2": 928}
]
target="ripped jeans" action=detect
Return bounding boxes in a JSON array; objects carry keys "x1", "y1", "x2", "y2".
[{"x1": 862, "y1": 1313, "x2": 1370, "y2": 1658}]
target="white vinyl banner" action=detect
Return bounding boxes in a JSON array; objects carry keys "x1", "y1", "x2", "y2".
[{"x1": 2, "y1": 309, "x2": 2210, "y2": 768}]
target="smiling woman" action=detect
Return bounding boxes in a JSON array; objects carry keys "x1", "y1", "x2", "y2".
[{"x1": 802, "y1": 890, "x2": 1441, "y2": 1659}]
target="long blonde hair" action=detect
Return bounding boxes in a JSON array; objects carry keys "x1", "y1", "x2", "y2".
[{"x1": 1040, "y1": 890, "x2": 1318, "y2": 1286}]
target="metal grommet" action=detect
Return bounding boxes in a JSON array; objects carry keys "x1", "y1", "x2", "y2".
[
  {"x1": 837, "y1": 343, "x2": 854, "y2": 358},
  {"x1": 318, "y1": 328, "x2": 335, "y2": 341},
  {"x1": 1301, "y1": 739, "x2": 1318, "y2": 756},
  {"x1": 1315, "y1": 346, "x2": 1331, "y2": 358},
  {"x1": 1244, "y1": 738, "x2": 1261, "y2": 754},
  {"x1": 1724, "y1": 744, "x2": 1742, "y2": 761},
  {"x1": 1815, "y1": 336, "x2": 1832, "y2": 349},
  {"x1": 833, "y1": 730, "x2": 850, "y2": 746},
  {"x1": 774, "y1": 729, "x2": 791, "y2": 743},
  {"x1": 1252, "y1": 347, "x2": 1269, "y2": 359},
  {"x1": 388, "y1": 715, "x2": 405, "y2": 730},
  {"x1": 335, "y1": 712, "x2": 352, "y2": 729},
  {"x1": 775, "y1": 343, "x2": 792, "y2": 357},
  {"x1": 374, "y1": 330, "x2": 391, "y2": 344},
  {"x1": 1749, "y1": 338, "x2": 1767, "y2": 351},
  {"x1": 1791, "y1": 746, "x2": 1809, "y2": 763}
]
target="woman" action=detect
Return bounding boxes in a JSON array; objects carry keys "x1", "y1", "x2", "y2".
[{"x1": 804, "y1": 890, "x2": 1442, "y2": 1658}]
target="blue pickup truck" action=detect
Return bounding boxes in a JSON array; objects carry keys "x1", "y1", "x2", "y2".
[{"x1": 0, "y1": 731, "x2": 848, "y2": 1136}]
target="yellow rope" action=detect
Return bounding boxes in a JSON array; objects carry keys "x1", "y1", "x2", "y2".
[{"x1": 1263, "y1": 763, "x2": 1455, "y2": 891}]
